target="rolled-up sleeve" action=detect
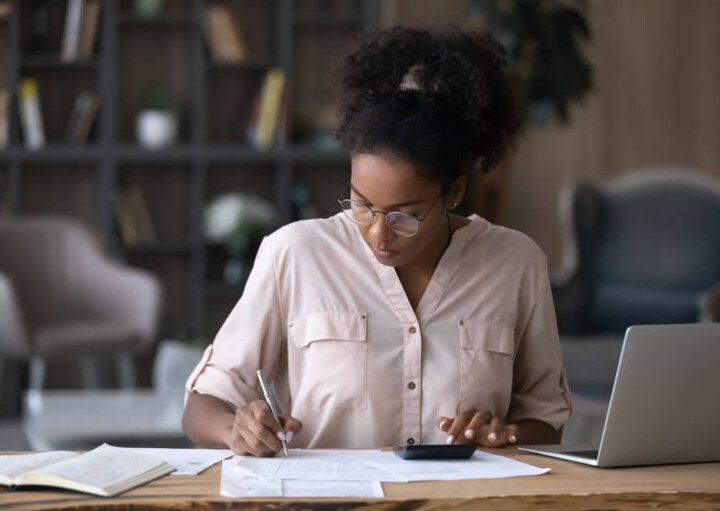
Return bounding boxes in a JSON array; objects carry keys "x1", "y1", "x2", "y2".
[
  {"x1": 507, "y1": 265, "x2": 572, "y2": 430},
  {"x1": 184, "y1": 236, "x2": 285, "y2": 409}
]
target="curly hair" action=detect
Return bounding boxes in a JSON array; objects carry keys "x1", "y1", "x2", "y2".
[{"x1": 335, "y1": 26, "x2": 519, "y2": 189}]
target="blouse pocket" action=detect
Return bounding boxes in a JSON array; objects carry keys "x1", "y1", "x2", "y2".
[
  {"x1": 289, "y1": 311, "x2": 368, "y2": 411},
  {"x1": 458, "y1": 320, "x2": 515, "y2": 413}
]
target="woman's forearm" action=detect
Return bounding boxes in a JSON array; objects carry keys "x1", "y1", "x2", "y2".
[
  {"x1": 182, "y1": 392, "x2": 237, "y2": 448},
  {"x1": 515, "y1": 419, "x2": 562, "y2": 445}
]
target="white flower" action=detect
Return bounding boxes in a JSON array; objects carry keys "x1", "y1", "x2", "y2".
[{"x1": 204, "y1": 193, "x2": 277, "y2": 243}]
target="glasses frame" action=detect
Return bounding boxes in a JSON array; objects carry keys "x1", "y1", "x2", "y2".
[{"x1": 338, "y1": 193, "x2": 445, "y2": 237}]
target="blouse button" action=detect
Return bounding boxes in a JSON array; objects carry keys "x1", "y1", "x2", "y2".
[
  {"x1": 407, "y1": 437, "x2": 415, "y2": 445},
  {"x1": 409, "y1": 326, "x2": 417, "y2": 334},
  {"x1": 407, "y1": 382, "x2": 416, "y2": 390},
  {"x1": 360, "y1": 314, "x2": 366, "y2": 320},
  {"x1": 459, "y1": 320, "x2": 464, "y2": 326}
]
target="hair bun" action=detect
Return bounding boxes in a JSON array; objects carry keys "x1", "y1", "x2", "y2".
[{"x1": 336, "y1": 26, "x2": 518, "y2": 179}]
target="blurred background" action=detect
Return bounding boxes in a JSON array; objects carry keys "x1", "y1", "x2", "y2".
[{"x1": 0, "y1": 0, "x2": 718, "y2": 451}]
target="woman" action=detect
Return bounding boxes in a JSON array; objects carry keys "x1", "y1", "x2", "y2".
[{"x1": 182, "y1": 27, "x2": 571, "y2": 457}]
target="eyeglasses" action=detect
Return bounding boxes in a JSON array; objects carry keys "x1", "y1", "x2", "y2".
[{"x1": 338, "y1": 193, "x2": 444, "y2": 237}]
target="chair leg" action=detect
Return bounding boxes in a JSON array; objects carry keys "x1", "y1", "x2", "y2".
[
  {"x1": 29, "y1": 356, "x2": 46, "y2": 390},
  {"x1": 79, "y1": 356, "x2": 100, "y2": 388},
  {"x1": 116, "y1": 352, "x2": 137, "y2": 388}
]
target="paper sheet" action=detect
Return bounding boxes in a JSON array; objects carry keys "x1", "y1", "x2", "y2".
[
  {"x1": 220, "y1": 459, "x2": 384, "y2": 498},
  {"x1": 234, "y1": 449, "x2": 403, "y2": 482},
  {"x1": 120, "y1": 448, "x2": 232, "y2": 475},
  {"x1": 220, "y1": 448, "x2": 548, "y2": 498},
  {"x1": 281, "y1": 479, "x2": 384, "y2": 498},
  {"x1": 220, "y1": 461, "x2": 282, "y2": 497},
  {"x1": 345, "y1": 449, "x2": 551, "y2": 481}
]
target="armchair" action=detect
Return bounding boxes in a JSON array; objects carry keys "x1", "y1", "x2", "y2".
[
  {"x1": 553, "y1": 170, "x2": 720, "y2": 441},
  {"x1": 0, "y1": 215, "x2": 162, "y2": 392}
]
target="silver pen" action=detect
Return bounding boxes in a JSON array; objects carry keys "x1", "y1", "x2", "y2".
[{"x1": 256, "y1": 369, "x2": 288, "y2": 456}]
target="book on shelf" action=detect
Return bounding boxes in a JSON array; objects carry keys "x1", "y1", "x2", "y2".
[
  {"x1": 247, "y1": 68, "x2": 286, "y2": 151},
  {"x1": 61, "y1": 0, "x2": 84, "y2": 62},
  {"x1": 17, "y1": 78, "x2": 46, "y2": 150},
  {"x1": 0, "y1": 87, "x2": 8, "y2": 148},
  {"x1": 0, "y1": 444, "x2": 173, "y2": 497},
  {"x1": 78, "y1": 0, "x2": 100, "y2": 61},
  {"x1": 114, "y1": 183, "x2": 157, "y2": 244},
  {"x1": 0, "y1": 172, "x2": 9, "y2": 216},
  {"x1": 65, "y1": 91, "x2": 100, "y2": 144},
  {"x1": 0, "y1": 1, "x2": 11, "y2": 18},
  {"x1": 203, "y1": 4, "x2": 249, "y2": 62}
]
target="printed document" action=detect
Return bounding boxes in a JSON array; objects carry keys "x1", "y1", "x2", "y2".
[
  {"x1": 220, "y1": 459, "x2": 384, "y2": 498},
  {"x1": 346, "y1": 449, "x2": 551, "y2": 481},
  {"x1": 234, "y1": 449, "x2": 403, "y2": 482},
  {"x1": 220, "y1": 448, "x2": 549, "y2": 497}
]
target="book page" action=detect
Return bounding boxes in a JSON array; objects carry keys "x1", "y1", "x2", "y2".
[
  {"x1": 20, "y1": 444, "x2": 171, "y2": 493},
  {"x1": 119, "y1": 447, "x2": 232, "y2": 475},
  {"x1": 0, "y1": 451, "x2": 77, "y2": 484}
]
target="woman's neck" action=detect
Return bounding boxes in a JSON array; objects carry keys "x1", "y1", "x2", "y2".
[{"x1": 396, "y1": 213, "x2": 453, "y2": 279}]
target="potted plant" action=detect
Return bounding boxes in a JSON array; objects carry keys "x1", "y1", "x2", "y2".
[
  {"x1": 133, "y1": 0, "x2": 165, "y2": 17},
  {"x1": 136, "y1": 87, "x2": 179, "y2": 149},
  {"x1": 467, "y1": 0, "x2": 593, "y2": 126},
  {"x1": 204, "y1": 193, "x2": 278, "y2": 285},
  {"x1": 463, "y1": 0, "x2": 594, "y2": 222}
]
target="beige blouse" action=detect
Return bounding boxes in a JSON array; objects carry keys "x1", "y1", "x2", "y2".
[{"x1": 186, "y1": 213, "x2": 571, "y2": 448}]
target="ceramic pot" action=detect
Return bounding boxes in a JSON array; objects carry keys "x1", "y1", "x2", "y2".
[{"x1": 136, "y1": 110, "x2": 178, "y2": 149}]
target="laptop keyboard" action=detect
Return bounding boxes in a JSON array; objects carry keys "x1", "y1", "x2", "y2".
[{"x1": 563, "y1": 449, "x2": 599, "y2": 459}]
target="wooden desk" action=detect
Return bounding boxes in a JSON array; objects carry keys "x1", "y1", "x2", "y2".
[{"x1": 2, "y1": 448, "x2": 720, "y2": 510}]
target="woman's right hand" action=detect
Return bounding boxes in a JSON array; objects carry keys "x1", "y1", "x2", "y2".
[{"x1": 224, "y1": 399, "x2": 303, "y2": 457}]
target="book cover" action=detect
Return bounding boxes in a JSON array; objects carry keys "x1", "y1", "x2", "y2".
[
  {"x1": 17, "y1": 78, "x2": 46, "y2": 150},
  {"x1": 125, "y1": 183, "x2": 157, "y2": 243},
  {"x1": 0, "y1": 88, "x2": 8, "y2": 148},
  {"x1": 273, "y1": 85, "x2": 289, "y2": 150},
  {"x1": 114, "y1": 189, "x2": 139, "y2": 244},
  {"x1": 61, "y1": 0, "x2": 84, "y2": 62},
  {"x1": 78, "y1": 0, "x2": 100, "y2": 61},
  {"x1": 0, "y1": 1, "x2": 10, "y2": 18},
  {"x1": 244, "y1": 92, "x2": 261, "y2": 146},
  {"x1": 65, "y1": 91, "x2": 100, "y2": 144},
  {"x1": 203, "y1": 5, "x2": 249, "y2": 62},
  {"x1": 0, "y1": 444, "x2": 173, "y2": 497},
  {"x1": 254, "y1": 68, "x2": 286, "y2": 151}
]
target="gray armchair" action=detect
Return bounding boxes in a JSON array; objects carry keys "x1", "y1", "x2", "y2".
[
  {"x1": 0, "y1": 215, "x2": 162, "y2": 391},
  {"x1": 554, "y1": 170, "x2": 720, "y2": 398}
]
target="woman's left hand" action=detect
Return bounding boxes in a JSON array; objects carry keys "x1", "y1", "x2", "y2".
[{"x1": 437, "y1": 409, "x2": 519, "y2": 447}]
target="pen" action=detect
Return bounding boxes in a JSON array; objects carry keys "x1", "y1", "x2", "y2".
[{"x1": 256, "y1": 369, "x2": 288, "y2": 456}]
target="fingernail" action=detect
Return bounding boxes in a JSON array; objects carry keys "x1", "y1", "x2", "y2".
[
  {"x1": 439, "y1": 419, "x2": 449, "y2": 430},
  {"x1": 276, "y1": 431, "x2": 286, "y2": 441},
  {"x1": 286, "y1": 431, "x2": 294, "y2": 443},
  {"x1": 446, "y1": 435, "x2": 455, "y2": 445},
  {"x1": 488, "y1": 432, "x2": 497, "y2": 443},
  {"x1": 509, "y1": 435, "x2": 517, "y2": 443},
  {"x1": 464, "y1": 429, "x2": 474, "y2": 439}
]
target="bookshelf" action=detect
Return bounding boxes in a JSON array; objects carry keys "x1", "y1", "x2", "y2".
[{"x1": 0, "y1": 0, "x2": 379, "y2": 341}]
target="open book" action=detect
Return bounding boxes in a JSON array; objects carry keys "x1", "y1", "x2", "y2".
[{"x1": 0, "y1": 444, "x2": 173, "y2": 497}]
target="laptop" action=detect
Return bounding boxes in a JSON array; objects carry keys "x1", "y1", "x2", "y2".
[{"x1": 520, "y1": 323, "x2": 720, "y2": 467}]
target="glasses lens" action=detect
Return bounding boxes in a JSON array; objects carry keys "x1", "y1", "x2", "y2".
[
  {"x1": 386, "y1": 212, "x2": 419, "y2": 237},
  {"x1": 341, "y1": 200, "x2": 374, "y2": 225}
]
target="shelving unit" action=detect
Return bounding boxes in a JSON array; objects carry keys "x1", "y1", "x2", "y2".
[{"x1": 0, "y1": 0, "x2": 378, "y2": 340}]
